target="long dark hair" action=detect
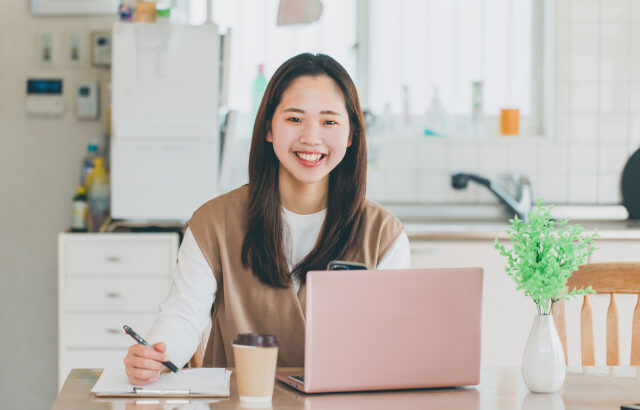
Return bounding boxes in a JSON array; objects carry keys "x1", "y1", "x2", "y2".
[{"x1": 241, "y1": 53, "x2": 367, "y2": 288}]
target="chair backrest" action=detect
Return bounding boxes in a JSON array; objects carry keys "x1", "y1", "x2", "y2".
[
  {"x1": 188, "y1": 321, "x2": 212, "y2": 368},
  {"x1": 553, "y1": 262, "x2": 640, "y2": 366}
]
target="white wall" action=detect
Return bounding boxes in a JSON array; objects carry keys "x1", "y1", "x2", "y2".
[{"x1": 0, "y1": 2, "x2": 115, "y2": 408}]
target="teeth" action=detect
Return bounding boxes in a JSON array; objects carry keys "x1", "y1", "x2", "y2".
[{"x1": 296, "y1": 152, "x2": 323, "y2": 162}]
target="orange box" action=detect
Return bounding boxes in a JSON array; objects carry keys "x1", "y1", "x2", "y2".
[{"x1": 500, "y1": 108, "x2": 519, "y2": 136}]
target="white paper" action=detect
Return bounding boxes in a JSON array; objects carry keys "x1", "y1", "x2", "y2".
[{"x1": 91, "y1": 367, "x2": 231, "y2": 396}]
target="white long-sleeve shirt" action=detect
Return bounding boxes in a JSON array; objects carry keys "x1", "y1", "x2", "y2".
[{"x1": 147, "y1": 207, "x2": 411, "y2": 368}]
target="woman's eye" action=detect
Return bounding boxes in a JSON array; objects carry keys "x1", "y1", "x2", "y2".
[
  {"x1": 324, "y1": 120, "x2": 337, "y2": 125},
  {"x1": 287, "y1": 117, "x2": 301, "y2": 123}
]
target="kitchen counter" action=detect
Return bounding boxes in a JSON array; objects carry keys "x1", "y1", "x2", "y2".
[
  {"x1": 404, "y1": 221, "x2": 640, "y2": 241},
  {"x1": 385, "y1": 203, "x2": 640, "y2": 240}
]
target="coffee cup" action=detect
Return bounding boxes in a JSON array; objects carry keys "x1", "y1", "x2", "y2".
[{"x1": 232, "y1": 333, "x2": 279, "y2": 403}]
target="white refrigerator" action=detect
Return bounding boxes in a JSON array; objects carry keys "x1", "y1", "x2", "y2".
[{"x1": 111, "y1": 22, "x2": 222, "y2": 222}]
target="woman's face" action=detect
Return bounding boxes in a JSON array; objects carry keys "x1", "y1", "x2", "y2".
[{"x1": 267, "y1": 75, "x2": 351, "y2": 186}]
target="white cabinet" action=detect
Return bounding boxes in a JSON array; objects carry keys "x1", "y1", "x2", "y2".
[
  {"x1": 411, "y1": 240, "x2": 533, "y2": 367},
  {"x1": 58, "y1": 233, "x2": 179, "y2": 389}
]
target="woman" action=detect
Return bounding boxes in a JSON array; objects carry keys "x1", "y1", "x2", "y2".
[{"x1": 124, "y1": 53, "x2": 410, "y2": 385}]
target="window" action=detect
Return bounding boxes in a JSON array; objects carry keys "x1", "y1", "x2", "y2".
[
  {"x1": 187, "y1": 0, "x2": 357, "y2": 117},
  {"x1": 366, "y1": 0, "x2": 544, "y2": 136},
  {"x1": 186, "y1": 0, "x2": 545, "y2": 137}
]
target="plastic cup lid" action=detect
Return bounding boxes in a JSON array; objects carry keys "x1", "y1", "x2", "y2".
[{"x1": 233, "y1": 333, "x2": 279, "y2": 347}]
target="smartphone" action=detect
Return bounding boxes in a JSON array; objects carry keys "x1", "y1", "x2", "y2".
[
  {"x1": 327, "y1": 260, "x2": 368, "y2": 270},
  {"x1": 622, "y1": 404, "x2": 640, "y2": 410}
]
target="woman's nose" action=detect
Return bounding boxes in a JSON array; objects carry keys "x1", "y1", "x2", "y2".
[{"x1": 298, "y1": 123, "x2": 322, "y2": 145}]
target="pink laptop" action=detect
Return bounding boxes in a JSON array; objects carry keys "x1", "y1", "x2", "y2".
[{"x1": 276, "y1": 267, "x2": 483, "y2": 393}]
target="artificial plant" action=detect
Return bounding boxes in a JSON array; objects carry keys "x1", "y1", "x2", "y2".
[{"x1": 494, "y1": 200, "x2": 598, "y2": 315}]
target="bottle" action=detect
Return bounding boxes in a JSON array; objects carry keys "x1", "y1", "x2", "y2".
[
  {"x1": 134, "y1": 1, "x2": 156, "y2": 22},
  {"x1": 155, "y1": 0, "x2": 171, "y2": 23},
  {"x1": 470, "y1": 81, "x2": 484, "y2": 137},
  {"x1": 379, "y1": 102, "x2": 393, "y2": 134},
  {"x1": 156, "y1": 7, "x2": 170, "y2": 23},
  {"x1": 402, "y1": 85, "x2": 411, "y2": 127},
  {"x1": 251, "y1": 64, "x2": 268, "y2": 122},
  {"x1": 424, "y1": 87, "x2": 447, "y2": 136},
  {"x1": 80, "y1": 143, "x2": 98, "y2": 187},
  {"x1": 86, "y1": 157, "x2": 110, "y2": 232},
  {"x1": 71, "y1": 186, "x2": 88, "y2": 232}
]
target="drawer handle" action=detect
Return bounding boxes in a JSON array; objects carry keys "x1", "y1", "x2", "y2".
[
  {"x1": 105, "y1": 292, "x2": 121, "y2": 298},
  {"x1": 105, "y1": 256, "x2": 122, "y2": 263},
  {"x1": 106, "y1": 328, "x2": 120, "y2": 334}
]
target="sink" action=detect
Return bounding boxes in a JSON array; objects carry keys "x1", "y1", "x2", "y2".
[{"x1": 548, "y1": 205, "x2": 629, "y2": 221}]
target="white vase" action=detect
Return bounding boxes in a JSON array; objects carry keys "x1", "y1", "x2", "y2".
[{"x1": 522, "y1": 314, "x2": 566, "y2": 393}]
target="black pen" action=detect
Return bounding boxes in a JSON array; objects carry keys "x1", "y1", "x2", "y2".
[{"x1": 123, "y1": 325, "x2": 180, "y2": 374}]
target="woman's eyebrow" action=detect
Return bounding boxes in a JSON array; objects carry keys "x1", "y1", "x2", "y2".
[{"x1": 282, "y1": 107, "x2": 342, "y2": 116}]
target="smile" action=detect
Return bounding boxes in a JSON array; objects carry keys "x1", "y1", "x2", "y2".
[{"x1": 295, "y1": 152, "x2": 326, "y2": 163}]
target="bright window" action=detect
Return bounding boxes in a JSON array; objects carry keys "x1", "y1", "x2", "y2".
[
  {"x1": 188, "y1": 0, "x2": 358, "y2": 114},
  {"x1": 186, "y1": 0, "x2": 544, "y2": 135},
  {"x1": 367, "y1": 0, "x2": 543, "y2": 135}
]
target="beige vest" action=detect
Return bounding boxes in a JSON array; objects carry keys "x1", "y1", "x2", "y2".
[{"x1": 187, "y1": 185, "x2": 403, "y2": 367}]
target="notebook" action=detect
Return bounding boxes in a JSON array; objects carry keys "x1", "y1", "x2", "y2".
[{"x1": 91, "y1": 367, "x2": 232, "y2": 397}]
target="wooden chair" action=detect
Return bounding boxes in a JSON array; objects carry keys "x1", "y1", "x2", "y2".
[
  {"x1": 553, "y1": 262, "x2": 640, "y2": 366},
  {"x1": 188, "y1": 321, "x2": 212, "y2": 368}
]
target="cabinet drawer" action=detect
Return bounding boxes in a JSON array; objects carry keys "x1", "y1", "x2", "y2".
[
  {"x1": 66, "y1": 277, "x2": 169, "y2": 312},
  {"x1": 65, "y1": 314, "x2": 156, "y2": 348},
  {"x1": 65, "y1": 240, "x2": 174, "y2": 276}
]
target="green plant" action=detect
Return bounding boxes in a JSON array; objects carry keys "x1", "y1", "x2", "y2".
[{"x1": 494, "y1": 200, "x2": 598, "y2": 315}]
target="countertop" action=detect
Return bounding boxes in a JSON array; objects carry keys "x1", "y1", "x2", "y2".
[
  {"x1": 404, "y1": 220, "x2": 640, "y2": 241},
  {"x1": 385, "y1": 203, "x2": 640, "y2": 240}
]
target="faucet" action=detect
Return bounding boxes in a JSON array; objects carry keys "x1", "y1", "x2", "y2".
[{"x1": 451, "y1": 172, "x2": 533, "y2": 222}]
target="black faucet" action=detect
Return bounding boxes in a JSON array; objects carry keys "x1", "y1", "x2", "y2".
[{"x1": 451, "y1": 172, "x2": 533, "y2": 222}]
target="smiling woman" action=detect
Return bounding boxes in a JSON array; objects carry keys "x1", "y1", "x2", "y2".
[
  {"x1": 123, "y1": 53, "x2": 411, "y2": 384},
  {"x1": 245, "y1": 53, "x2": 368, "y2": 288}
]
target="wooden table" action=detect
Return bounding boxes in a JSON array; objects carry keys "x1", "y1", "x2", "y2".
[{"x1": 52, "y1": 367, "x2": 640, "y2": 409}]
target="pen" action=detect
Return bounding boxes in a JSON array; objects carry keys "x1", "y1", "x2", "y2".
[{"x1": 123, "y1": 325, "x2": 180, "y2": 374}]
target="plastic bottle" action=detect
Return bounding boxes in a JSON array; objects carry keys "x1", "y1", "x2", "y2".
[
  {"x1": 71, "y1": 186, "x2": 88, "y2": 232},
  {"x1": 80, "y1": 143, "x2": 98, "y2": 187},
  {"x1": 156, "y1": 7, "x2": 170, "y2": 23},
  {"x1": 402, "y1": 85, "x2": 411, "y2": 127},
  {"x1": 379, "y1": 102, "x2": 393, "y2": 134},
  {"x1": 86, "y1": 157, "x2": 110, "y2": 232},
  {"x1": 470, "y1": 81, "x2": 484, "y2": 137},
  {"x1": 156, "y1": 0, "x2": 171, "y2": 23},
  {"x1": 251, "y1": 64, "x2": 268, "y2": 122},
  {"x1": 424, "y1": 87, "x2": 447, "y2": 136}
]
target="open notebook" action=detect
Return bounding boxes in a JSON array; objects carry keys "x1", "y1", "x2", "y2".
[{"x1": 91, "y1": 368, "x2": 232, "y2": 397}]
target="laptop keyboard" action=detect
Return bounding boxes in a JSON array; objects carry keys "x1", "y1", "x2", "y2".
[{"x1": 290, "y1": 375, "x2": 305, "y2": 383}]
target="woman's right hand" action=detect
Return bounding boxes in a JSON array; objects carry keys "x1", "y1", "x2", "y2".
[{"x1": 123, "y1": 342, "x2": 169, "y2": 385}]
